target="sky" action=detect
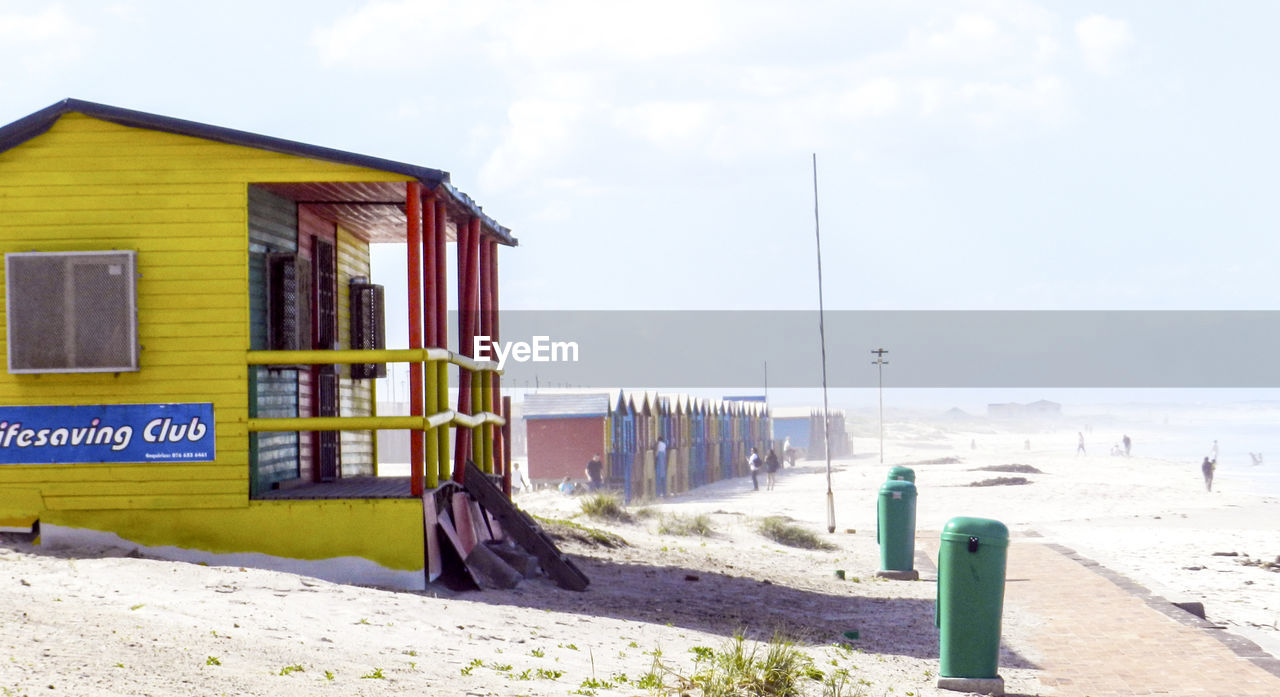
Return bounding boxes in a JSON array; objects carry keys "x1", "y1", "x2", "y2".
[{"x1": 3, "y1": 1, "x2": 1279, "y2": 406}]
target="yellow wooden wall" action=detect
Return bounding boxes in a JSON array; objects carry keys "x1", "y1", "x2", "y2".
[
  {"x1": 0, "y1": 113, "x2": 406, "y2": 514},
  {"x1": 335, "y1": 222, "x2": 375, "y2": 475}
]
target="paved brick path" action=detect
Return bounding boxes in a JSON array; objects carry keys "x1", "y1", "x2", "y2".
[{"x1": 1003, "y1": 539, "x2": 1280, "y2": 696}]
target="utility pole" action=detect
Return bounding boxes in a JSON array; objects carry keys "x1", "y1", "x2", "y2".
[
  {"x1": 811, "y1": 154, "x2": 835, "y2": 534},
  {"x1": 872, "y1": 348, "x2": 889, "y2": 464}
]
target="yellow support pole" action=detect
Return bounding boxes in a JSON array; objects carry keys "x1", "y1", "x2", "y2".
[
  {"x1": 248, "y1": 416, "x2": 427, "y2": 432},
  {"x1": 437, "y1": 361, "x2": 451, "y2": 481},
  {"x1": 488, "y1": 374, "x2": 497, "y2": 473},
  {"x1": 424, "y1": 356, "x2": 439, "y2": 490},
  {"x1": 471, "y1": 369, "x2": 486, "y2": 472},
  {"x1": 247, "y1": 348, "x2": 428, "y2": 365}
]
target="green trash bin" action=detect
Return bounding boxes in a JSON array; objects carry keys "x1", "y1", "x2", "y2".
[
  {"x1": 886, "y1": 465, "x2": 915, "y2": 482},
  {"x1": 875, "y1": 480, "x2": 918, "y2": 580},
  {"x1": 936, "y1": 517, "x2": 1009, "y2": 692}
]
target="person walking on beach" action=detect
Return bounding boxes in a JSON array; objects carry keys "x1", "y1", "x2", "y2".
[
  {"x1": 764, "y1": 449, "x2": 780, "y2": 490},
  {"x1": 654, "y1": 437, "x2": 668, "y2": 498},
  {"x1": 1077, "y1": 432, "x2": 1086, "y2": 456},
  {"x1": 1123, "y1": 434, "x2": 1131, "y2": 457},
  {"x1": 585, "y1": 453, "x2": 604, "y2": 491},
  {"x1": 1201, "y1": 456, "x2": 1216, "y2": 492},
  {"x1": 512, "y1": 461, "x2": 532, "y2": 493},
  {"x1": 747, "y1": 447, "x2": 761, "y2": 490}
]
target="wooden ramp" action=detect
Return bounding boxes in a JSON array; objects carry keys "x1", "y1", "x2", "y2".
[{"x1": 463, "y1": 461, "x2": 590, "y2": 592}]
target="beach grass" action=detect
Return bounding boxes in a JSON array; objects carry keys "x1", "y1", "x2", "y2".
[
  {"x1": 579, "y1": 493, "x2": 633, "y2": 522},
  {"x1": 656, "y1": 513, "x2": 715, "y2": 537},
  {"x1": 653, "y1": 633, "x2": 829, "y2": 697},
  {"x1": 532, "y1": 514, "x2": 629, "y2": 548},
  {"x1": 758, "y1": 516, "x2": 837, "y2": 550}
]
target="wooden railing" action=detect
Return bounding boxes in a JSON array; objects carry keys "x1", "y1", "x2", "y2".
[{"x1": 245, "y1": 348, "x2": 504, "y2": 491}]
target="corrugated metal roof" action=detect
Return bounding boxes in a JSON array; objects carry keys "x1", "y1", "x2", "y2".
[
  {"x1": 522, "y1": 392, "x2": 612, "y2": 419},
  {"x1": 0, "y1": 98, "x2": 515, "y2": 246}
]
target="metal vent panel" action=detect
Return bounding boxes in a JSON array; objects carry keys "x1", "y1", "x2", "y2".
[{"x1": 5, "y1": 251, "x2": 138, "y2": 373}]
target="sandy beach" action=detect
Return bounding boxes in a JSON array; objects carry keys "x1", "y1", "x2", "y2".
[{"x1": 2, "y1": 414, "x2": 1277, "y2": 696}]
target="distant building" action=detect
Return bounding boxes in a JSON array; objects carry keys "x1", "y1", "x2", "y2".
[
  {"x1": 523, "y1": 393, "x2": 612, "y2": 483},
  {"x1": 987, "y1": 400, "x2": 1062, "y2": 418},
  {"x1": 769, "y1": 406, "x2": 813, "y2": 450},
  {"x1": 987, "y1": 402, "x2": 1024, "y2": 418},
  {"x1": 1025, "y1": 400, "x2": 1062, "y2": 417}
]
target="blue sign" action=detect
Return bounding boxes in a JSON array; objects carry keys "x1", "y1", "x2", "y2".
[{"x1": 0, "y1": 403, "x2": 216, "y2": 464}]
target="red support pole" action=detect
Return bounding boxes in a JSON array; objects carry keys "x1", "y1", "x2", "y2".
[
  {"x1": 434, "y1": 200, "x2": 449, "y2": 482},
  {"x1": 406, "y1": 182, "x2": 425, "y2": 497},
  {"x1": 434, "y1": 201, "x2": 448, "y2": 359},
  {"x1": 423, "y1": 192, "x2": 437, "y2": 350},
  {"x1": 453, "y1": 217, "x2": 475, "y2": 481}
]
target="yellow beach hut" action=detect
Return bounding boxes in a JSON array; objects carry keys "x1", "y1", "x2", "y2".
[{"x1": 0, "y1": 99, "x2": 516, "y2": 590}]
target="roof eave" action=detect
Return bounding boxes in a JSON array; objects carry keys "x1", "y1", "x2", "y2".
[{"x1": 1, "y1": 98, "x2": 518, "y2": 247}]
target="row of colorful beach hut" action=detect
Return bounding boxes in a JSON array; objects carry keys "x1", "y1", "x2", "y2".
[{"x1": 606, "y1": 392, "x2": 771, "y2": 502}]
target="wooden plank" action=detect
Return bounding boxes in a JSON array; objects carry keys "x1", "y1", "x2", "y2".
[
  {"x1": 139, "y1": 351, "x2": 245, "y2": 367},
  {"x1": 0, "y1": 465, "x2": 244, "y2": 483},
  {"x1": 0, "y1": 222, "x2": 246, "y2": 239},
  {"x1": 43, "y1": 493, "x2": 248, "y2": 510},
  {"x1": 0, "y1": 165, "x2": 400, "y2": 186},
  {"x1": 0, "y1": 207, "x2": 244, "y2": 226},
  {"x1": 0, "y1": 182, "x2": 245, "y2": 197},
  {"x1": 140, "y1": 280, "x2": 244, "y2": 296},
  {"x1": 469, "y1": 498, "x2": 494, "y2": 542},
  {"x1": 137, "y1": 296, "x2": 244, "y2": 313},
  {"x1": 139, "y1": 322, "x2": 244, "y2": 339},
  {"x1": 0, "y1": 383, "x2": 246, "y2": 399},
  {"x1": 34, "y1": 479, "x2": 244, "y2": 497},
  {"x1": 434, "y1": 513, "x2": 480, "y2": 591},
  {"x1": 0, "y1": 193, "x2": 240, "y2": 212},
  {"x1": 423, "y1": 493, "x2": 442, "y2": 582},
  {"x1": 463, "y1": 461, "x2": 589, "y2": 591},
  {"x1": 451, "y1": 492, "x2": 478, "y2": 557},
  {"x1": 140, "y1": 266, "x2": 246, "y2": 282}
]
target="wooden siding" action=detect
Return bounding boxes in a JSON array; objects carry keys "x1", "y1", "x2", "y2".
[
  {"x1": 0, "y1": 113, "x2": 408, "y2": 513},
  {"x1": 248, "y1": 186, "x2": 300, "y2": 495},
  {"x1": 335, "y1": 222, "x2": 375, "y2": 476}
]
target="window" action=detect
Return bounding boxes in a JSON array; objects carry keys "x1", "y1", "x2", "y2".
[
  {"x1": 5, "y1": 251, "x2": 138, "y2": 373},
  {"x1": 267, "y1": 252, "x2": 310, "y2": 352},
  {"x1": 349, "y1": 280, "x2": 386, "y2": 379}
]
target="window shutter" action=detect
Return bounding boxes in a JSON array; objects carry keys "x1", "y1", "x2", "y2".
[
  {"x1": 267, "y1": 253, "x2": 312, "y2": 362},
  {"x1": 350, "y1": 281, "x2": 386, "y2": 379}
]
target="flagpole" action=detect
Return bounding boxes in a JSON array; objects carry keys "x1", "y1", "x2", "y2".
[{"x1": 812, "y1": 153, "x2": 836, "y2": 534}]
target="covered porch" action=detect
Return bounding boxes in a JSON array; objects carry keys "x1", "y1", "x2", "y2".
[{"x1": 247, "y1": 177, "x2": 517, "y2": 499}]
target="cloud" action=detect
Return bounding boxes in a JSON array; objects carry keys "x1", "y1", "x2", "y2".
[
  {"x1": 313, "y1": 1, "x2": 1103, "y2": 191},
  {"x1": 960, "y1": 75, "x2": 1069, "y2": 129},
  {"x1": 1075, "y1": 14, "x2": 1132, "y2": 75},
  {"x1": 312, "y1": 0, "x2": 723, "y2": 67},
  {"x1": 907, "y1": 14, "x2": 1007, "y2": 64},
  {"x1": 613, "y1": 101, "x2": 713, "y2": 149},
  {"x1": 311, "y1": 1, "x2": 485, "y2": 66},
  {"x1": 0, "y1": 5, "x2": 94, "y2": 75},
  {"x1": 479, "y1": 99, "x2": 587, "y2": 189}
]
